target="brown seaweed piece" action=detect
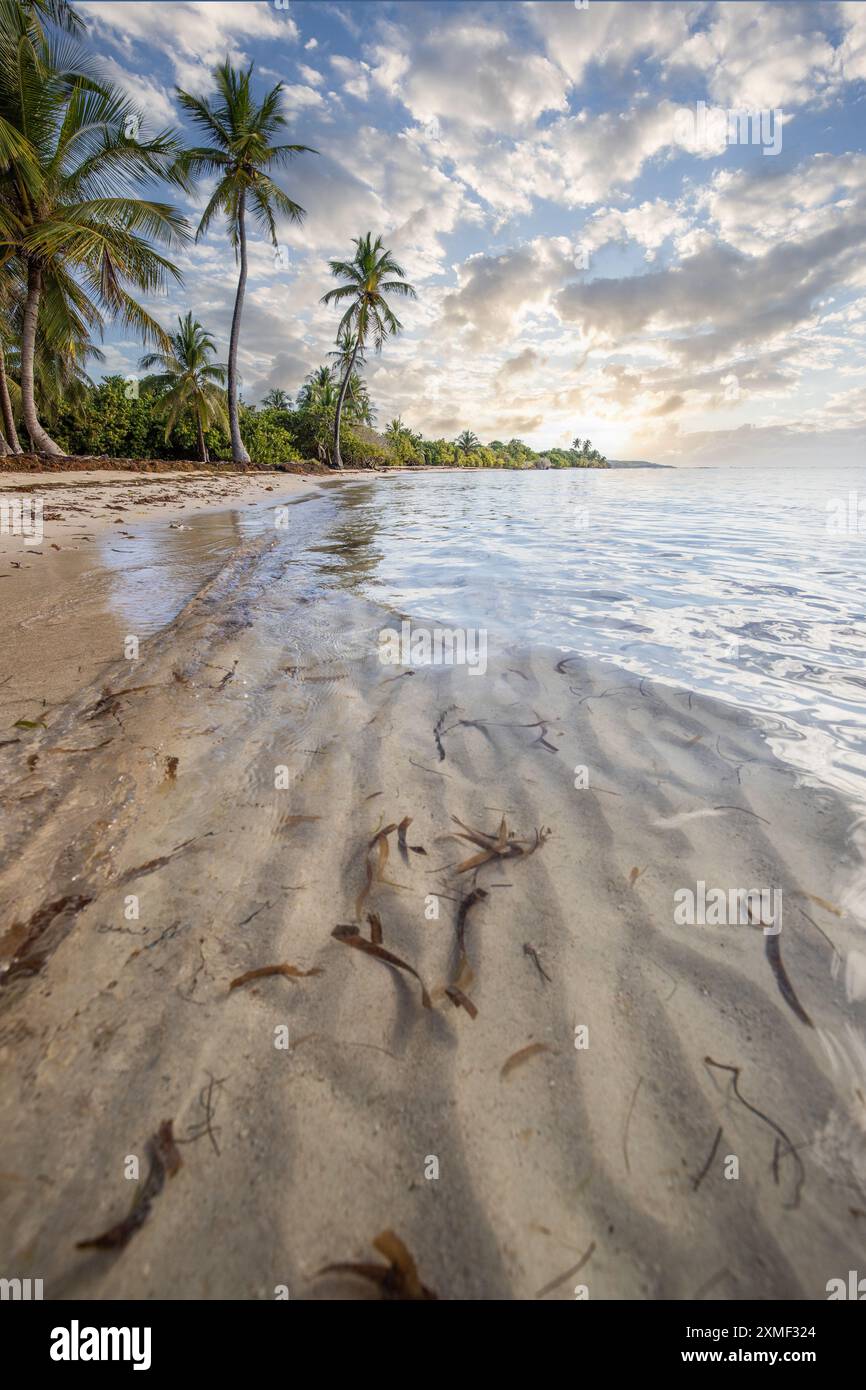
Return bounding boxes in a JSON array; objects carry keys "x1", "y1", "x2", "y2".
[
  {"x1": 764, "y1": 931, "x2": 813, "y2": 1027},
  {"x1": 332, "y1": 923, "x2": 432, "y2": 1009},
  {"x1": 355, "y1": 823, "x2": 400, "y2": 919},
  {"x1": 450, "y1": 815, "x2": 552, "y2": 874},
  {"x1": 76, "y1": 1120, "x2": 182, "y2": 1250},
  {"x1": 703, "y1": 1056, "x2": 805, "y2": 1209},
  {"x1": 444, "y1": 984, "x2": 478, "y2": 1018},
  {"x1": 317, "y1": 1229, "x2": 438, "y2": 1300},
  {"x1": 500, "y1": 1041, "x2": 553, "y2": 1080},
  {"x1": 229, "y1": 964, "x2": 323, "y2": 990},
  {"x1": 523, "y1": 942, "x2": 552, "y2": 984}
]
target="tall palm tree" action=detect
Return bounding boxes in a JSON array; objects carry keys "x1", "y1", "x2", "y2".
[
  {"x1": 140, "y1": 312, "x2": 228, "y2": 462},
  {"x1": 0, "y1": 276, "x2": 22, "y2": 453},
  {"x1": 455, "y1": 429, "x2": 479, "y2": 455},
  {"x1": 321, "y1": 232, "x2": 416, "y2": 468},
  {"x1": 175, "y1": 61, "x2": 315, "y2": 465},
  {"x1": 0, "y1": 18, "x2": 188, "y2": 454},
  {"x1": 261, "y1": 387, "x2": 291, "y2": 411}
]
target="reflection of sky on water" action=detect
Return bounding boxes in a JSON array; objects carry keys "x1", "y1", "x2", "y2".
[{"x1": 311, "y1": 466, "x2": 866, "y2": 802}]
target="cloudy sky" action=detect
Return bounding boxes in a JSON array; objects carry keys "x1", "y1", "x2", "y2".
[{"x1": 78, "y1": 0, "x2": 866, "y2": 464}]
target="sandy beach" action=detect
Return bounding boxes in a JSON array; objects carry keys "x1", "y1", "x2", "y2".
[{"x1": 1, "y1": 492, "x2": 864, "y2": 1301}]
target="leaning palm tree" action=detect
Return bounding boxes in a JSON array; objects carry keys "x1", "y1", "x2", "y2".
[
  {"x1": 175, "y1": 61, "x2": 315, "y2": 465},
  {"x1": 140, "y1": 312, "x2": 228, "y2": 462},
  {"x1": 321, "y1": 233, "x2": 416, "y2": 468},
  {"x1": 455, "y1": 429, "x2": 479, "y2": 455},
  {"x1": 0, "y1": 21, "x2": 189, "y2": 454}
]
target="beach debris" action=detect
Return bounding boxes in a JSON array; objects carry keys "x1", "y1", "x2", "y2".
[
  {"x1": 332, "y1": 920, "x2": 432, "y2": 1009},
  {"x1": 523, "y1": 942, "x2": 552, "y2": 984},
  {"x1": 622, "y1": 1075, "x2": 643, "y2": 1174},
  {"x1": 554, "y1": 655, "x2": 581, "y2": 675},
  {"x1": 444, "y1": 983, "x2": 478, "y2": 1018},
  {"x1": 45, "y1": 739, "x2": 113, "y2": 754},
  {"x1": 229, "y1": 963, "x2": 323, "y2": 991},
  {"x1": 86, "y1": 683, "x2": 162, "y2": 720},
  {"x1": 237, "y1": 902, "x2": 273, "y2": 927},
  {"x1": 278, "y1": 813, "x2": 321, "y2": 832},
  {"x1": 703, "y1": 1057, "x2": 805, "y2": 1209},
  {"x1": 177, "y1": 1073, "x2": 228, "y2": 1157},
  {"x1": 454, "y1": 887, "x2": 487, "y2": 982},
  {"x1": 215, "y1": 660, "x2": 238, "y2": 692},
  {"x1": 796, "y1": 891, "x2": 843, "y2": 917},
  {"x1": 500, "y1": 1041, "x2": 553, "y2": 1080},
  {"x1": 449, "y1": 814, "x2": 551, "y2": 874},
  {"x1": 1, "y1": 894, "x2": 93, "y2": 985},
  {"x1": 76, "y1": 1120, "x2": 182, "y2": 1251},
  {"x1": 115, "y1": 832, "x2": 213, "y2": 887},
  {"x1": 433, "y1": 705, "x2": 458, "y2": 761},
  {"x1": 12, "y1": 718, "x2": 46, "y2": 730},
  {"x1": 764, "y1": 930, "x2": 813, "y2": 1027},
  {"x1": 628, "y1": 865, "x2": 646, "y2": 887},
  {"x1": 354, "y1": 822, "x2": 403, "y2": 919},
  {"x1": 712, "y1": 804, "x2": 770, "y2": 824},
  {"x1": 531, "y1": 720, "x2": 559, "y2": 753},
  {"x1": 535, "y1": 1241, "x2": 595, "y2": 1300},
  {"x1": 164, "y1": 755, "x2": 179, "y2": 783},
  {"x1": 317, "y1": 1230, "x2": 438, "y2": 1300},
  {"x1": 691, "y1": 1125, "x2": 723, "y2": 1192},
  {"x1": 367, "y1": 911, "x2": 383, "y2": 945},
  {"x1": 396, "y1": 815, "x2": 426, "y2": 857}
]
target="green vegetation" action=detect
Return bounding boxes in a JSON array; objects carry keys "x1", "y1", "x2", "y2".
[{"x1": 0, "y1": 1, "x2": 608, "y2": 472}]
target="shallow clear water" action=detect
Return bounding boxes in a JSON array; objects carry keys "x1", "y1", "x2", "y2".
[
  {"x1": 89, "y1": 465, "x2": 866, "y2": 804},
  {"x1": 295, "y1": 465, "x2": 866, "y2": 802}
]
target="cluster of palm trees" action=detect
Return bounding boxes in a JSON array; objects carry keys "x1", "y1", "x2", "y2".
[{"x1": 0, "y1": 0, "x2": 416, "y2": 467}]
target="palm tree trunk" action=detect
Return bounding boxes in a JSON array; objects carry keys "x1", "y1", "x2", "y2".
[
  {"x1": 227, "y1": 192, "x2": 251, "y2": 466},
  {"x1": 197, "y1": 414, "x2": 208, "y2": 463},
  {"x1": 21, "y1": 266, "x2": 62, "y2": 456},
  {"x1": 332, "y1": 339, "x2": 360, "y2": 470},
  {"x1": 0, "y1": 346, "x2": 22, "y2": 454}
]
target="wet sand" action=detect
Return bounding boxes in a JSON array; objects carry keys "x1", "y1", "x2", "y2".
[{"x1": 0, "y1": 519, "x2": 864, "y2": 1300}]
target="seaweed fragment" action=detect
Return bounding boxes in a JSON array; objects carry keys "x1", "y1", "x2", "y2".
[
  {"x1": 500, "y1": 1041, "x2": 553, "y2": 1080},
  {"x1": 535, "y1": 1241, "x2": 595, "y2": 1299},
  {"x1": 764, "y1": 931, "x2": 813, "y2": 1027},
  {"x1": 229, "y1": 963, "x2": 323, "y2": 990},
  {"x1": 317, "y1": 1230, "x2": 438, "y2": 1300},
  {"x1": 450, "y1": 814, "x2": 552, "y2": 874},
  {"x1": 76, "y1": 1120, "x2": 182, "y2": 1251},
  {"x1": 332, "y1": 922, "x2": 432, "y2": 1009},
  {"x1": 703, "y1": 1056, "x2": 805, "y2": 1209},
  {"x1": 523, "y1": 942, "x2": 552, "y2": 984}
]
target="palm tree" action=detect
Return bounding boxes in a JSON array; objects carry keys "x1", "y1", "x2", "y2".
[
  {"x1": 20, "y1": 0, "x2": 84, "y2": 34},
  {"x1": 140, "y1": 312, "x2": 228, "y2": 462},
  {"x1": 455, "y1": 429, "x2": 479, "y2": 455},
  {"x1": 261, "y1": 387, "x2": 291, "y2": 411},
  {"x1": 175, "y1": 61, "x2": 315, "y2": 465},
  {"x1": 321, "y1": 232, "x2": 416, "y2": 468},
  {"x1": 296, "y1": 364, "x2": 338, "y2": 413},
  {"x1": 0, "y1": 17, "x2": 189, "y2": 454}
]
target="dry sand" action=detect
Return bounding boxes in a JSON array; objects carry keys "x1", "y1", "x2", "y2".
[{"x1": 0, "y1": 511, "x2": 864, "y2": 1301}]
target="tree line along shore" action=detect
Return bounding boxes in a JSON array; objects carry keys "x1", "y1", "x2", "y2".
[{"x1": 0, "y1": 0, "x2": 607, "y2": 473}]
